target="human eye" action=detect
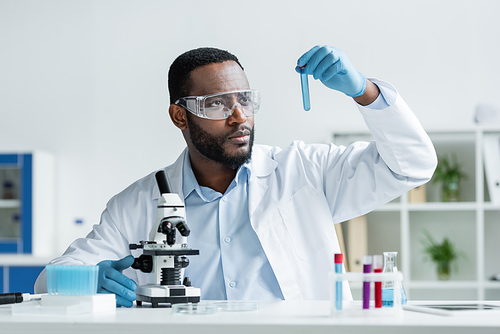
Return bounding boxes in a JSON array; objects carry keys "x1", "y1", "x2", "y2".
[
  {"x1": 205, "y1": 98, "x2": 225, "y2": 109},
  {"x1": 238, "y1": 93, "x2": 252, "y2": 106}
]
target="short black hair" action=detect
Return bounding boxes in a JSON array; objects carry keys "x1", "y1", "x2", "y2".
[{"x1": 168, "y1": 47, "x2": 244, "y2": 104}]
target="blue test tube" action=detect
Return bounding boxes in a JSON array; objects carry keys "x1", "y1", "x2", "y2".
[
  {"x1": 299, "y1": 66, "x2": 310, "y2": 111},
  {"x1": 334, "y1": 253, "x2": 343, "y2": 310}
]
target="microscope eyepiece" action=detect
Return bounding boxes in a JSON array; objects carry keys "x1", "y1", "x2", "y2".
[{"x1": 155, "y1": 170, "x2": 172, "y2": 194}]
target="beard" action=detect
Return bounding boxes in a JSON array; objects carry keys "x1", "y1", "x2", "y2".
[{"x1": 186, "y1": 113, "x2": 255, "y2": 170}]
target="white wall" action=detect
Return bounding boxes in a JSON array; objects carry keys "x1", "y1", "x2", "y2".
[{"x1": 0, "y1": 0, "x2": 498, "y2": 255}]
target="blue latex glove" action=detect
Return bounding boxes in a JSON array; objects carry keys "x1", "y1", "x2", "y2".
[
  {"x1": 295, "y1": 45, "x2": 367, "y2": 97},
  {"x1": 97, "y1": 255, "x2": 137, "y2": 307}
]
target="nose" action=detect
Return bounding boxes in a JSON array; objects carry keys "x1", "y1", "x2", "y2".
[{"x1": 227, "y1": 103, "x2": 248, "y2": 124}]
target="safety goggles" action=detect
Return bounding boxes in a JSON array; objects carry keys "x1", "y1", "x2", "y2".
[{"x1": 175, "y1": 89, "x2": 260, "y2": 120}]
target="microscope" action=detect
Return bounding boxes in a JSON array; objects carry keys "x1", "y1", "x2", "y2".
[{"x1": 129, "y1": 170, "x2": 201, "y2": 307}]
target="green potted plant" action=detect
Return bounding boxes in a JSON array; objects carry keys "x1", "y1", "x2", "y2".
[
  {"x1": 432, "y1": 154, "x2": 467, "y2": 202},
  {"x1": 420, "y1": 230, "x2": 465, "y2": 280}
]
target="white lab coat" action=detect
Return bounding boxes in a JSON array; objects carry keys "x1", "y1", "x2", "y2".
[{"x1": 35, "y1": 82, "x2": 437, "y2": 300}]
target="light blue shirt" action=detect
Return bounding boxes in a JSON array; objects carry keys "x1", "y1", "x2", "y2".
[
  {"x1": 182, "y1": 153, "x2": 284, "y2": 300},
  {"x1": 181, "y1": 83, "x2": 391, "y2": 300}
]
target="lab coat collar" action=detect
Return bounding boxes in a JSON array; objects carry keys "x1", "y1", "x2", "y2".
[
  {"x1": 248, "y1": 144, "x2": 278, "y2": 177},
  {"x1": 152, "y1": 145, "x2": 278, "y2": 203},
  {"x1": 183, "y1": 150, "x2": 252, "y2": 201}
]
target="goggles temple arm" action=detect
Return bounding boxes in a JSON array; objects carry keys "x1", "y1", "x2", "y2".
[{"x1": 177, "y1": 98, "x2": 202, "y2": 117}]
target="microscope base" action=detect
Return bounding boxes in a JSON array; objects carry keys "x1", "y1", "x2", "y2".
[{"x1": 135, "y1": 284, "x2": 201, "y2": 308}]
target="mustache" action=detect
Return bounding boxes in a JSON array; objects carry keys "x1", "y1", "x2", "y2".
[{"x1": 227, "y1": 126, "x2": 253, "y2": 139}]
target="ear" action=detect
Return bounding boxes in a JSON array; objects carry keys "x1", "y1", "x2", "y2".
[{"x1": 169, "y1": 104, "x2": 188, "y2": 130}]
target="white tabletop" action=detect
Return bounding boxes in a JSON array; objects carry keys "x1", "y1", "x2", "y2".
[{"x1": 1, "y1": 300, "x2": 500, "y2": 334}]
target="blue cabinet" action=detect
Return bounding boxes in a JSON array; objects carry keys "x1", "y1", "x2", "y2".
[
  {"x1": 0, "y1": 152, "x2": 54, "y2": 256},
  {"x1": 0, "y1": 266, "x2": 44, "y2": 294},
  {"x1": 0, "y1": 153, "x2": 53, "y2": 294},
  {"x1": 8, "y1": 266, "x2": 44, "y2": 294},
  {"x1": 0, "y1": 154, "x2": 33, "y2": 254}
]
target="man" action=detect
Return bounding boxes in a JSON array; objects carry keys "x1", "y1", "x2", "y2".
[{"x1": 35, "y1": 45, "x2": 437, "y2": 307}]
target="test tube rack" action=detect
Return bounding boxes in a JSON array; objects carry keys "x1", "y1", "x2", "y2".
[{"x1": 330, "y1": 271, "x2": 404, "y2": 317}]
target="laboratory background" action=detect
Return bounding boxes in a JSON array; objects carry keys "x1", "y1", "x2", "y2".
[{"x1": 1, "y1": 0, "x2": 500, "y2": 301}]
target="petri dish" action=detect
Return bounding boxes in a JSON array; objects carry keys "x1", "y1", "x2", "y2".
[
  {"x1": 172, "y1": 303, "x2": 217, "y2": 315},
  {"x1": 211, "y1": 301, "x2": 259, "y2": 312}
]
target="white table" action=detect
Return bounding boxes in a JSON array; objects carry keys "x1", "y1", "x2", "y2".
[{"x1": 1, "y1": 300, "x2": 500, "y2": 334}]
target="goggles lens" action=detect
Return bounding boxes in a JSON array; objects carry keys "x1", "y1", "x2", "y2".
[{"x1": 175, "y1": 89, "x2": 260, "y2": 120}]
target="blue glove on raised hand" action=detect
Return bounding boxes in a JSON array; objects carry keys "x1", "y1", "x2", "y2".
[
  {"x1": 295, "y1": 45, "x2": 367, "y2": 97},
  {"x1": 97, "y1": 255, "x2": 137, "y2": 307}
]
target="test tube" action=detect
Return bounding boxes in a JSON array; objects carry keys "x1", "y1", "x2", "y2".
[
  {"x1": 334, "y1": 253, "x2": 343, "y2": 310},
  {"x1": 373, "y1": 255, "x2": 383, "y2": 308},
  {"x1": 299, "y1": 66, "x2": 310, "y2": 111},
  {"x1": 363, "y1": 255, "x2": 372, "y2": 310}
]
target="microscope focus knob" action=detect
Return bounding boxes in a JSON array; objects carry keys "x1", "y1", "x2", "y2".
[
  {"x1": 183, "y1": 277, "x2": 192, "y2": 287},
  {"x1": 132, "y1": 254, "x2": 153, "y2": 273},
  {"x1": 175, "y1": 256, "x2": 190, "y2": 268}
]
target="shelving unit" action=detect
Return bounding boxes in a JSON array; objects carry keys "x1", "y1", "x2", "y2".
[
  {"x1": 0, "y1": 200, "x2": 21, "y2": 209},
  {"x1": 333, "y1": 127, "x2": 500, "y2": 301},
  {"x1": 0, "y1": 152, "x2": 55, "y2": 256},
  {"x1": 0, "y1": 152, "x2": 55, "y2": 293}
]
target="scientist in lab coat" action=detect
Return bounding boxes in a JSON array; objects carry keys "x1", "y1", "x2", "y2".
[{"x1": 35, "y1": 45, "x2": 437, "y2": 307}]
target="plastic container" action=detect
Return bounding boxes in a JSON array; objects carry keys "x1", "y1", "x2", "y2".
[
  {"x1": 46, "y1": 265, "x2": 99, "y2": 296},
  {"x1": 11, "y1": 294, "x2": 115, "y2": 315}
]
